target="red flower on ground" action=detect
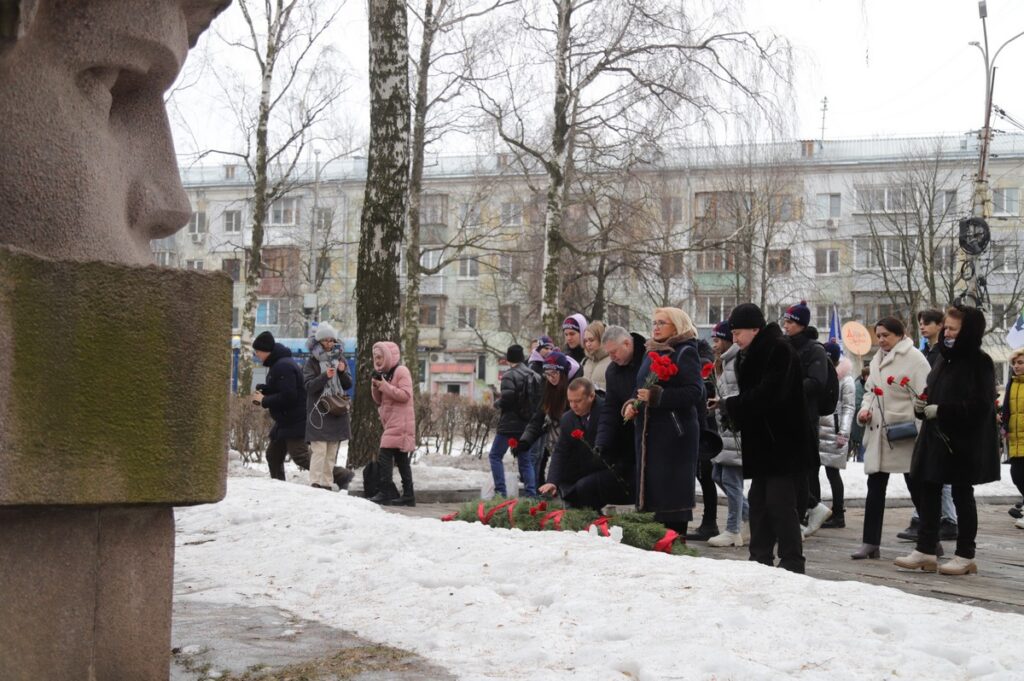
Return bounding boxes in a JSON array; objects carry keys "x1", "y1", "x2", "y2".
[
  {"x1": 701, "y1": 362, "x2": 715, "y2": 380},
  {"x1": 571, "y1": 429, "x2": 585, "y2": 440}
]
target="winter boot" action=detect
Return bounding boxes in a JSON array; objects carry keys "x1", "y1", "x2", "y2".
[
  {"x1": 384, "y1": 452, "x2": 416, "y2": 506},
  {"x1": 685, "y1": 523, "x2": 719, "y2": 541},
  {"x1": 896, "y1": 517, "x2": 919, "y2": 541},
  {"x1": 803, "y1": 503, "x2": 832, "y2": 537},
  {"x1": 894, "y1": 550, "x2": 938, "y2": 572},
  {"x1": 938, "y1": 555, "x2": 977, "y2": 575},
  {"x1": 939, "y1": 518, "x2": 959, "y2": 541},
  {"x1": 369, "y1": 450, "x2": 399, "y2": 504},
  {"x1": 821, "y1": 508, "x2": 846, "y2": 529},
  {"x1": 850, "y1": 543, "x2": 880, "y2": 560}
]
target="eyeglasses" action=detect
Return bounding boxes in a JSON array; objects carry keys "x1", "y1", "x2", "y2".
[{"x1": 652, "y1": 320, "x2": 673, "y2": 327}]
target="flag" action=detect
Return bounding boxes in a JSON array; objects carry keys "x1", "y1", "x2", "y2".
[
  {"x1": 1008, "y1": 310, "x2": 1024, "y2": 349},
  {"x1": 828, "y1": 303, "x2": 842, "y2": 350}
]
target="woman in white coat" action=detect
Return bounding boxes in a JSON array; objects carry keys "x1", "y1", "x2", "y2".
[{"x1": 851, "y1": 317, "x2": 931, "y2": 559}]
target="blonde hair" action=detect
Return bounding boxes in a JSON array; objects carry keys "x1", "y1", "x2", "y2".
[
  {"x1": 584, "y1": 320, "x2": 606, "y2": 343},
  {"x1": 654, "y1": 307, "x2": 696, "y2": 340},
  {"x1": 1011, "y1": 348, "x2": 1024, "y2": 364}
]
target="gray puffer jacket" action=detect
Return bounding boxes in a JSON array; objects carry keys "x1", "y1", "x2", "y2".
[
  {"x1": 818, "y1": 374, "x2": 855, "y2": 469},
  {"x1": 711, "y1": 343, "x2": 742, "y2": 467},
  {"x1": 303, "y1": 337, "x2": 353, "y2": 442}
]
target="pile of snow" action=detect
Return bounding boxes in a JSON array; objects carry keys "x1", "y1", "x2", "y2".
[{"x1": 176, "y1": 478, "x2": 1024, "y2": 680}]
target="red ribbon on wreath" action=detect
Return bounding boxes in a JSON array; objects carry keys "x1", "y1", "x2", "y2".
[
  {"x1": 441, "y1": 512, "x2": 457, "y2": 521},
  {"x1": 478, "y1": 499, "x2": 519, "y2": 525},
  {"x1": 540, "y1": 509, "x2": 565, "y2": 530},
  {"x1": 587, "y1": 516, "x2": 611, "y2": 537},
  {"x1": 653, "y1": 529, "x2": 679, "y2": 553}
]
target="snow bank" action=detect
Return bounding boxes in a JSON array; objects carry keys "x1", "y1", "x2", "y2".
[{"x1": 175, "y1": 477, "x2": 1024, "y2": 680}]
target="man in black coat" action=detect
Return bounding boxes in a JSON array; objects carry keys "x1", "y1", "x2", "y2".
[
  {"x1": 541, "y1": 378, "x2": 631, "y2": 511},
  {"x1": 488, "y1": 344, "x2": 543, "y2": 497},
  {"x1": 594, "y1": 325, "x2": 644, "y2": 503},
  {"x1": 252, "y1": 331, "x2": 310, "y2": 481},
  {"x1": 781, "y1": 300, "x2": 832, "y2": 534},
  {"x1": 721, "y1": 304, "x2": 808, "y2": 574}
]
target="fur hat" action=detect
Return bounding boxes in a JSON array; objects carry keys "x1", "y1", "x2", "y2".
[
  {"x1": 728, "y1": 303, "x2": 766, "y2": 330},
  {"x1": 542, "y1": 351, "x2": 572, "y2": 374},
  {"x1": 783, "y1": 300, "x2": 811, "y2": 327},
  {"x1": 712, "y1": 320, "x2": 732, "y2": 341},
  {"x1": 506, "y1": 344, "x2": 525, "y2": 364},
  {"x1": 253, "y1": 331, "x2": 275, "y2": 352},
  {"x1": 314, "y1": 322, "x2": 338, "y2": 342}
]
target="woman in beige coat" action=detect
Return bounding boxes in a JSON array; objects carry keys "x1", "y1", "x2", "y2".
[
  {"x1": 851, "y1": 317, "x2": 931, "y2": 559},
  {"x1": 580, "y1": 321, "x2": 612, "y2": 393}
]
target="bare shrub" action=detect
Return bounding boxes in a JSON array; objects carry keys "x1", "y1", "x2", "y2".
[{"x1": 228, "y1": 396, "x2": 271, "y2": 464}]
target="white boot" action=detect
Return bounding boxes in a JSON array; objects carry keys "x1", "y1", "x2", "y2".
[
  {"x1": 707, "y1": 530, "x2": 744, "y2": 547},
  {"x1": 938, "y1": 555, "x2": 977, "y2": 575},
  {"x1": 803, "y1": 503, "x2": 832, "y2": 537},
  {"x1": 894, "y1": 550, "x2": 938, "y2": 572},
  {"x1": 1016, "y1": 517, "x2": 1024, "y2": 530}
]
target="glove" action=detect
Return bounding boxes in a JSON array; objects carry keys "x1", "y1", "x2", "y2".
[
  {"x1": 923, "y1": 404, "x2": 939, "y2": 420},
  {"x1": 911, "y1": 395, "x2": 927, "y2": 413}
]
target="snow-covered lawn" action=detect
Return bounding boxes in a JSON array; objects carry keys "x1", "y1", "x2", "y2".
[{"x1": 176, "y1": 476, "x2": 1024, "y2": 680}]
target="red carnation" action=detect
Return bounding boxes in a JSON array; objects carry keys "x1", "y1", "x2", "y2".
[
  {"x1": 872, "y1": 387, "x2": 884, "y2": 396},
  {"x1": 571, "y1": 429, "x2": 585, "y2": 440},
  {"x1": 886, "y1": 376, "x2": 895, "y2": 385},
  {"x1": 701, "y1": 362, "x2": 715, "y2": 380},
  {"x1": 918, "y1": 391, "x2": 928, "y2": 401},
  {"x1": 900, "y1": 376, "x2": 911, "y2": 387},
  {"x1": 507, "y1": 438, "x2": 518, "y2": 449},
  {"x1": 648, "y1": 351, "x2": 660, "y2": 360}
]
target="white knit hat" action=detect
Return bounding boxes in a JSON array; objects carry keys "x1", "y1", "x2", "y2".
[{"x1": 314, "y1": 322, "x2": 338, "y2": 341}]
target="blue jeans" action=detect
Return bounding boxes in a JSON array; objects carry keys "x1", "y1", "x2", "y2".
[
  {"x1": 488, "y1": 433, "x2": 540, "y2": 497},
  {"x1": 712, "y1": 463, "x2": 749, "y2": 534}
]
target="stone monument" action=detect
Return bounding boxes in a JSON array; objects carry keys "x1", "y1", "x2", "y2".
[{"x1": 0, "y1": 1, "x2": 233, "y2": 678}]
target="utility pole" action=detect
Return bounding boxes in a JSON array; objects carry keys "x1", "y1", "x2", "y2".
[
  {"x1": 305, "y1": 149, "x2": 322, "y2": 333},
  {"x1": 819, "y1": 96, "x2": 828, "y2": 141}
]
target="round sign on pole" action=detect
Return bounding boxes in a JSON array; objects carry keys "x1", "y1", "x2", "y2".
[{"x1": 842, "y1": 321, "x2": 873, "y2": 356}]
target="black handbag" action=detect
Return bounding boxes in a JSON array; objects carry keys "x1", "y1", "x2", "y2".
[{"x1": 884, "y1": 420, "x2": 918, "y2": 446}]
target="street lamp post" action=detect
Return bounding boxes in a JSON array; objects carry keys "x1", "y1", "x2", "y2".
[{"x1": 305, "y1": 149, "x2": 322, "y2": 334}]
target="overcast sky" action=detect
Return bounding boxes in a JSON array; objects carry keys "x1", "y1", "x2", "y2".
[{"x1": 171, "y1": 0, "x2": 1024, "y2": 162}]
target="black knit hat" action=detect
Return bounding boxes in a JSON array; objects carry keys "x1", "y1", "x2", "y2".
[
  {"x1": 506, "y1": 344, "x2": 525, "y2": 364},
  {"x1": 728, "y1": 303, "x2": 766, "y2": 330},
  {"x1": 253, "y1": 331, "x2": 275, "y2": 352},
  {"x1": 783, "y1": 300, "x2": 811, "y2": 327},
  {"x1": 712, "y1": 320, "x2": 732, "y2": 341}
]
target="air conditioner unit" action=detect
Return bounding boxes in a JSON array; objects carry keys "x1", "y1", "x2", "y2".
[
  {"x1": 430, "y1": 353, "x2": 440, "y2": 362},
  {"x1": 190, "y1": 231, "x2": 205, "y2": 244},
  {"x1": 825, "y1": 218, "x2": 839, "y2": 231}
]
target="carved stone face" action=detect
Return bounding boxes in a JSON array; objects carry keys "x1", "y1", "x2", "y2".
[{"x1": 0, "y1": 0, "x2": 228, "y2": 264}]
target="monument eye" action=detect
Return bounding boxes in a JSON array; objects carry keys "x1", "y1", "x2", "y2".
[{"x1": 78, "y1": 66, "x2": 120, "y2": 115}]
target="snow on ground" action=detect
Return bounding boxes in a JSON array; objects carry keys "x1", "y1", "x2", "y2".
[{"x1": 176, "y1": 476, "x2": 1024, "y2": 681}]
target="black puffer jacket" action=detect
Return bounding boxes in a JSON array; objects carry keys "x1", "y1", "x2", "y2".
[
  {"x1": 787, "y1": 326, "x2": 828, "y2": 468},
  {"x1": 912, "y1": 307, "x2": 1000, "y2": 485},
  {"x1": 495, "y1": 363, "x2": 538, "y2": 435},
  {"x1": 260, "y1": 343, "x2": 306, "y2": 440},
  {"x1": 725, "y1": 323, "x2": 808, "y2": 479}
]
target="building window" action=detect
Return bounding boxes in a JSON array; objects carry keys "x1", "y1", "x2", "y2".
[
  {"x1": 231, "y1": 307, "x2": 239, "y2": 329},
  {"x1": 854, "y1": 238, "x2": 875, "y2": 269},
  {"x1": 767, "y1": 249, "x2": 791, "y2": 275},
  {"x1": 662, "y1": 252, "x2": 686, "y2": 277},
  {"x1": 458, "y1": 202, "x2": 481, "y2": 226},
  {"x1": 938, "y1": 189, "x2": 958, "y2": 215},
  {"x1": 224, "y1": 164, "x2": 236, "y2": 180},
  {"x1": 154, "y1": 251, "x2": 173, "y2": 267},
  {"x1": 499, "y1": 304, "x2": 520, "y2": 332},
  {"x1": 421, "y1": 194, "x2": 448, "y2": 225},
  {"x1": 477, "y1": 355, "x2": 487, "y2": 380},
  {"x1": 185, "y1": 259, "x2": 204, "y2": 271},
  {"x1": 992, "y1": 188, "x2": 1020, "y2": 215},
  {"x1": 817, "y1": 193, "x2": 841, "y2": 219},
  {"x1": 262, "y1": 252, "x2": 286, "y2": 278},
  {"x1": 814, "y1": 306, "x2": 829, "y2": 330},
  {"x1": 498, "y1": 253, "x2": 519, "y2": 278},
  {"x1": 500, "y1": 201, "x2": 523, "y2": 226},
  {"x1": 814, "y1": 248, "x2": 839, "y2": 274},
  {"x1": 256, "y1": 300, "x2": 279, "y2": 326},
  {"x1": 188, "y1": 211, "x2": 207, "y2": 234},
  {"x1": 223, "y1": 210, "x2": 242, "y2": 234},
  {"x1": 313, "y1": 207, "x2": 334, "y2": 232},
  {"x1": 770, "y1": 195, "x2": 797, "y2": 222},
  {"x1": 419, "y1": 303, "x2": 439, "y2": 326},
  {"x1": 457, "y1": 257, "x2": 479, "y2": 278},
  {"x1": 269, "y1": 197, "x2": 298, "y2": 226},
  {"x1": 660, "y1": 196, "x2": 683, "y2": 224},
  {"x1": 696, "y1": 295, "x2": 737, "y2": 326},
  {"x1": 990, "y1": 244, "x2": 1009, "y2": 273},
  {"x1": 606, "y1": 303, "x2": 630, "y2": 329},
  {"x1": 222, "y1": 257, "x2": 242, "y2": 282},
  {"x1": 457, "y1": 305, "x2": 477, "y2": 329},
  {"x1": 989, "y1": 304, "x2": 1009, "y2": 330},
  {"x1": 932, "y1": 243, "x2": 955, "y2": 272},
  {"x1": 694, "y1": 249, "x2": 734, "y2": 272}
]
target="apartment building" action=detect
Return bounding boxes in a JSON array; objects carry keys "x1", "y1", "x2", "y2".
[{"x1": 168, "y1": 133, "x2": 1024, "y2": 394}]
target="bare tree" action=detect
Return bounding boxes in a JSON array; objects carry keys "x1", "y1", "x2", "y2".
[
  {"x1": 350, "y1": 0, "x2": 411, "y2": 469},
  {"x1": 206, "y1": 0, "x2": 346, "y2": 394},
  {"x1": 471, "y1": 0, "x2": 790, "y2": 335}
]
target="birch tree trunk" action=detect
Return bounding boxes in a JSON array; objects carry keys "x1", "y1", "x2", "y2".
[{"x1": 351, "y1": 0, "x2": 410, "y2": 469}]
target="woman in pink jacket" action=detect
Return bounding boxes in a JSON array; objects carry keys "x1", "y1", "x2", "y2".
[{"x1": 368, "y1": 341, "x2": 417, "y2": 506}]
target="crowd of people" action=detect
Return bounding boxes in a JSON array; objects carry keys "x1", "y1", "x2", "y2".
[
  {"x1": 487, "y1": 303, "x2": 1023, "y2": 576},
  {"x1": 247, "y1": 300, "x2": 1024, "y2": 576}
]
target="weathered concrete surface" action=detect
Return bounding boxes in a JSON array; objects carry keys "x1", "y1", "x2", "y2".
[
  {"x1": 172, "y1": 601, "x2": 455, "y2": 681},
  {"x1": 0, "y1": 506, "x2": 175, "y2": 680},
  {"x1": 0, "y1": 246, "x2": 231, "y2": 506}
]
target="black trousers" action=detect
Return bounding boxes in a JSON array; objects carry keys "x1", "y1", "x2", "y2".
[
  {"x1": 825, "y1": 466, "x2": 845, "y2": 517},
  {"x1": 266, "y1": 437, "x2": 311, "y2": 481},
  {"x1": 698, "y1": 456, "x2": 718, "y2": 527},
  {"x1": 1011, "y1": 458, "x2": 1024, "y2": 502},
  {"x1": 563, "y1": 469, "x2": 633, "y2": 513},
  {"x1": 748, "y1": 474, "x2": 805, "y2": 574},
  {"x1": 378, "y1": 447, "x2": 414, "y2": 497},
  {"x1": 862, "y1": 471, "x2": 915, "y2": 545},
  {"x1": 917, "y1": 482, "x2": 978, "y2": 559}
]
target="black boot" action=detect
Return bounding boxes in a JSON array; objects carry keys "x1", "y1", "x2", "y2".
[
  {"x1": 822, "y1": 508, "x2": 846, "y2": 529},
  {"x1": 368, "y1": 450, "x2": 399, "y2": 504},
  {"x1": 897, "y1": 516, "x2": 919, "y2": 541},
  {"x1": 384, "y1": 452, "x2": 416, "y2": 506}
]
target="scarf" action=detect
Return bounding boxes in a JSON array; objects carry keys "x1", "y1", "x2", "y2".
[{"x1": 310, "y1": 341, "x2": 345, "y2": 397}]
